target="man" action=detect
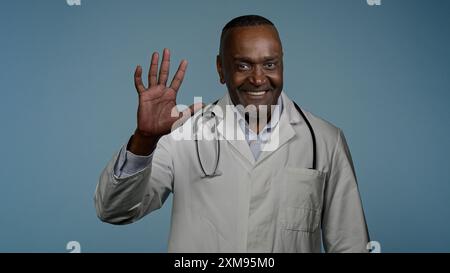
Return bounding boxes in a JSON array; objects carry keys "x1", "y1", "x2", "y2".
[{"x1": 95, "y1": 15, "x2": 370, "y2": 252}]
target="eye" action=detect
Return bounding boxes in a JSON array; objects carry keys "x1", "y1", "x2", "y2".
[
  {"x1": 237, "y1": 63, "x2": 250, "y2": 71},
  {"x1": 264, "y1": 62, "x2": 276, "y2": 70}
]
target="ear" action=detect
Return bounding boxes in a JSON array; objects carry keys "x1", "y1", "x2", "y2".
[{"x1": 216, "y1": 55, "x2": 225, "y2": 84}]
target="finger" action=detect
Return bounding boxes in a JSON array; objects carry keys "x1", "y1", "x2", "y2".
[
  {"x1": 169, "y1": 60, "x2": 188, "y2": 92},
  {"x1": 148, "y1": 52, "x2": 159, "y2": 87},
  {"x1": 158, "y1": 48, "x2": 170, "y2": 86},
  {"x1": 134, "y1": 65, "x2": 145, "y2": 93}
]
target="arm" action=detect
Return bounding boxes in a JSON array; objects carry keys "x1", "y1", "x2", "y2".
[
  {"x1": 94, "y1": 49, "x2": 202, "y2": 224},
  {"x1": 113, "y1": 133, "x2": 156, "y2": 179},
  {"x1": 321, "y1": 129, "x2": 370, "y2": 253},
  {"x1": 95, "y1": 136, "x2": 174, "y2": 225}
]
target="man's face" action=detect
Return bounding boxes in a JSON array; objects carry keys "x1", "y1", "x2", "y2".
[{"x1": 217, "y1": 25, "x2": 283, "y2": 111}]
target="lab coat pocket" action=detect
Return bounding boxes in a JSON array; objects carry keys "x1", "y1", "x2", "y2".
[{"x1": 283, "y1": 168, "x2": 326, "y2": 233}]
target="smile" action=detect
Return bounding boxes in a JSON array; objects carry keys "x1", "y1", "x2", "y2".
[{"x1": 245, "y1": 90, "x2": 268, "y2": 97}]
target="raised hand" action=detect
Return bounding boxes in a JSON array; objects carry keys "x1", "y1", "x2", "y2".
[{"x1": 129, "y1": 48, "x2": 202, "y2": 155}]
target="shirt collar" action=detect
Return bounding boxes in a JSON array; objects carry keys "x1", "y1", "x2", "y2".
[{"x1": 232, "y1": 95, "x2": 284, "y2": 137}]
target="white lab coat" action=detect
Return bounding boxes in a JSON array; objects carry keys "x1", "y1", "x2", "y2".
[{"x1": 95, "y1": 91, "x2": 369, "y2": 253}]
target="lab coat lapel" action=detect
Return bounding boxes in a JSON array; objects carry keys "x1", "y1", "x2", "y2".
[
  {"x1": 256, "y1": 92, "x2": 302, "y2": 164},
  {"x1": 211, "y1": 92, "x2": 303, "y2": 166},
  {"x1": 214, "y1": 93, "x2": 256, "y2": 165}
]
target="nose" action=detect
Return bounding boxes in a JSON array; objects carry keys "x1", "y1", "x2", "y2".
[{"x1": 249, "y1": 66, "x2": 267, "y2": 86}]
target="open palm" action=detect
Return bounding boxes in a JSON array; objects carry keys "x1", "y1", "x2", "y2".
[{"x1": 134, "y1": 49, "x2": 196, "y2": 137}]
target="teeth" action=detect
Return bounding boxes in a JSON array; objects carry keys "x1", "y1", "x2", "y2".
[{"x1": 248, "y1": 91, "x2": 267, "y2": 96}]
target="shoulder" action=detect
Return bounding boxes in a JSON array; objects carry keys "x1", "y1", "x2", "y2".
[
  {"x1": 282, "y1": 92, "x2": 342, "y2": 145},
  {"x1": 302, "y1": 110, "x2": 345, "y2": 164},
  {"x1": 302, "y1": 109, "x2": 342, "y2": 143},
  {"x1": 283, "y1": 93, "x2": 345, "y2": 163}
]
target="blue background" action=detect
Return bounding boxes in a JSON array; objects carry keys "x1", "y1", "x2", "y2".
[{"x1": 0, "y1": 0, "x2": 449, "y2": 252}]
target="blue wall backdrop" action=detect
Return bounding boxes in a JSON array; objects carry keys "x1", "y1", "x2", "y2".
[{"x1": 0, "y1": 0, "x2": 449, "y2": 252}]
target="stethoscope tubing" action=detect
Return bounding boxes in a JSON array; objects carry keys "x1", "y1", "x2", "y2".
[{"x1": 194, "y1": 100, "x2": 317, "y2": 177}]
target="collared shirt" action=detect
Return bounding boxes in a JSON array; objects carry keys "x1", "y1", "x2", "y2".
[{"x1": 233, "y1": 95, "x2": 283, "y2": 160}]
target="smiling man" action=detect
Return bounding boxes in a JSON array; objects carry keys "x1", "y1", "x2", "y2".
[
  {"x1": 216, "y1": 17, "x2": 283, "y2": 132},
  {"x1": 95, "y1": 15, "x2": 370, "y2": 253},
  {"x1": 217, "y1": 18, "x2": 284, "y2": 131}
]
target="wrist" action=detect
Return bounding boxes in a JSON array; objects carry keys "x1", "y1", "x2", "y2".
[{"x1": 128, "y1": 129, "x2": 161, "y2": 156}]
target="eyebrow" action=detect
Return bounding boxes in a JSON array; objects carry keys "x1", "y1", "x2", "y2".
[{"x1": 233, "y1": 55, "x2": 280, "y2": 63}]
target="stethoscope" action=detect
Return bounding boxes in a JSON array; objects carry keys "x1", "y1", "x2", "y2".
[{"x1": 194, "y1": 100, "x2": 317, "y2": 177}]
